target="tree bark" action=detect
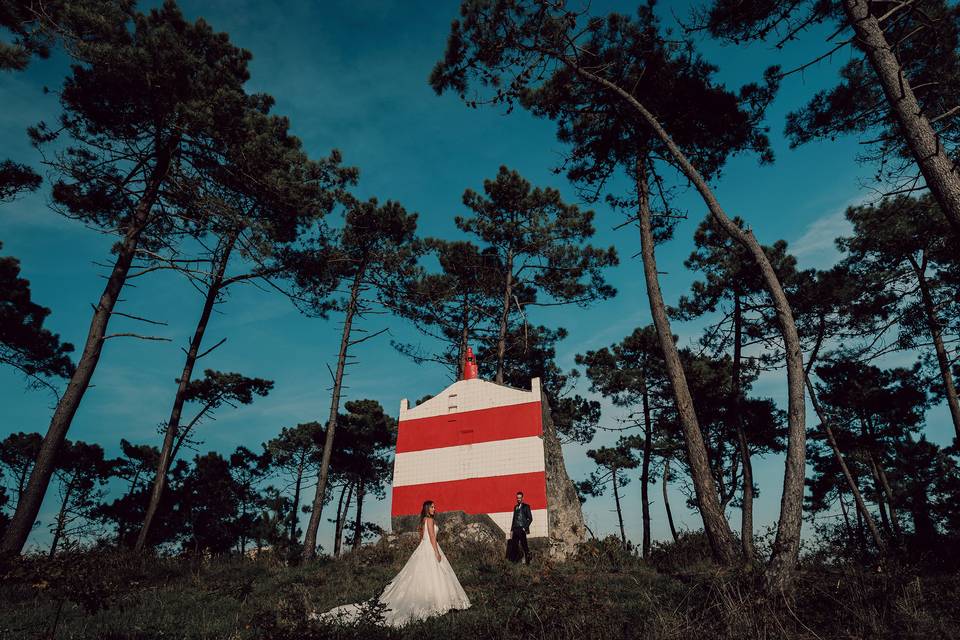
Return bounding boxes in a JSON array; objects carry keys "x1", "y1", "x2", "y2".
[
  {"x1": 907, "y1": 254, "x2": 960, "y2": 440},
  {"x1": 612, "y1": 466, "x2": 626, "y2": 548},
  {"x1": 289, "y1": 459, "x2": 305, "y2": 544},
  {"x1": 495, "y1": 249, "x2": 515, "y2": 384},
  {"x1": 871, "y1": 454, "x2": 902, "y2": 539},
  {"x1": 867, "y1": 455, "x2": 894, "y2": 537},
  {"x1": 333, "y1": 481, "x2": 352, "y2": 558},
  {"x1": 640, "y1": 382, "x2": 653, "y2": 559},
  {"x1": 805, "y1": 373, "x2": 886, "y2": 552},
  {"x1": 302, "y1": 268, "x2": 365, "y2": 560},
  {"x1": 731, "y1": 293, "x2": 755, "y2": 562},
  {"x1": 352, "y1": 479, "x2": 365, "y2": 551},
  {"x1": 1, "y1": 146, "x2": 173, "y2": 555},
  {"x1": 842, "y1": 0, "x2": 960, "y2": 244},
  {"x1": 634, "y1": 158, "x2": 738, "y2": 565},
  {"x1": 48, "y1": 474, "x2": 76, "y2": 559},
  {"x1": 136, "y1": 232, "x2": 237, "y2": 551},
  {"x1": 459, "y1": 292, "x2": 470, "y2": 376},
  {"x1": 662, "y1": 457, "x2": 679, "y2": 543},
  {"x1": 572, "y1": 62, "x2": 805, "y2": 587},
  {"x1": 837, "y1": 490, "x2": 855, "y2": 544}
]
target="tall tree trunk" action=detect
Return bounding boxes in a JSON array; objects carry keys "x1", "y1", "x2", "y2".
[
  {"x1": 635, "y1": 158, "x2": 738, "y2": 564},
  {"x1": 907, "y1": 255, "x2": 960, "y2": 440},
  {"x1": 239, "y1": 499, "x2": 248, "y2": 556},
  {"x1": 459, "y1": 292, "x2": 470, "y2": 376},
  {"x1": 662, "y1": 457, "x2": 679, "y2": 543},
  {"x1": 640, "y1": 382, "x2": 653, "y2": 559},
  {"x1": 806, "y1": 373, "x2": 886, "y2": 552},
  {"x1": 573, "y1": 64, "x2": 805, "y2": 587},
  {"x1": 495, "y1": 250, "x2": 515, "y2": 384},
  {"x1": 333, "y1": 481, "x2": 352, "y2": 558},
  {"x1": 48, "y1": 475, "x2": 76, "y2": 559},
  {"x1": 289, "y1": 460, "x2": 305, "y2": 544},
  {"x1": 837, "y1": 491, "x2": 855, "y2": 544},
  {"x1": 612, "y1": 466, "x2": 626, "y2": 548},
  {"x1": 135, "y1": 232, "x2": 236, "y2": 552},
  {"x1": 302, "y1": 269, "x2": 365, "y2": 560},
  {"x1": 352, "y1": 480, "x2": 365, "y2": 551},
  {"x1": 842, "y1": 0, "x2": 960, "y2": 243},
  {"x1": 855, "y1": 497, "x2": 867, "y2": 547},
  {"x1": 732, "y1": 293, "x2": 755, "y2": 562},
  {"x1": 871, "y1": 455, "x2": 902, "y2": 539},
  {"x1": 868, "y1": 456, "x2": 894, "y2": 537},
  {"x1": 2, "y1": 147, "x2": 173, "y2": 555}
]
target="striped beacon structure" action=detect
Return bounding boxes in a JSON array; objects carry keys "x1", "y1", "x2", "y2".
[{"x1": 390, "y1": 347, "x2": 549, "y2": 538}]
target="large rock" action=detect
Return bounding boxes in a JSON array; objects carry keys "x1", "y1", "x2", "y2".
[
  {"x1": 391, "y1": 510, "x2": 504, "y2": 547},
  {"x1": 541, "y1": 390, "x2": 587, "y2": 559}
]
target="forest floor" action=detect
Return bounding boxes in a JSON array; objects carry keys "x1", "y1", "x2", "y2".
[{"x1": 2, "y1": 535, "x2": 959, "y2": 640}]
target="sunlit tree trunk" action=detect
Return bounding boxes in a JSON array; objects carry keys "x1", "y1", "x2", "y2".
[
  {"x1": 842, "y1": 0, "x2": 960, "y2": 243},
  {"x1": 635, "y1": 158, "x2": 737, "y2": 564},
  {"x1": 2, "y1": 147, "x2": 173, "y2": 555},
  {"x1": 303, "y1": 269, "x2": 365, "y2": 560},
  {"x1": 136, "y1": 232, "x2": 237, "y2": 552}
]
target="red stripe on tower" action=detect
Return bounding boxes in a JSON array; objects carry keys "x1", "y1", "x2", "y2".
[
  {"x1": 391, "y1": 471, "x2": 547, "y2": 515},
  {"x1": 395, "y1": 401, "x2": 543, "y2": 453}
]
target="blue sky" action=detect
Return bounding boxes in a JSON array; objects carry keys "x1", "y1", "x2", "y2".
[{"x1": 1, "y1": 0, "x2": 954, "y2": 553}]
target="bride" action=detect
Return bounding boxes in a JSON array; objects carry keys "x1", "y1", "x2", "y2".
[{"x1": 317, "y1": 500, "x2": 471, "y2": 627}]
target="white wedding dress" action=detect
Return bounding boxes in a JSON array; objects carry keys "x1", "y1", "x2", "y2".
[{"x1": 317, "y1": 521, "x2": 471, "y2": 627}]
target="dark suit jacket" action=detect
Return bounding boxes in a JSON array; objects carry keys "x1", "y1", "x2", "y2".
[{"x1": 511, "y1": 502, "x2": 533, "y2": 532}]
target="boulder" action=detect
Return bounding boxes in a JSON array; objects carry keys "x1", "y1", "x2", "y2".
[
  {"x1": 541, "y1": 390, "x2": 588, "y2": 559},
  {"x1": 391, "y1": 510, "x2": 504, "y2": 547}
]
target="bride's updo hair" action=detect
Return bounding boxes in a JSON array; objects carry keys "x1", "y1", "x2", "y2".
[{"x1": 418, "y1": 500, "x2": 435, "y2": 535}]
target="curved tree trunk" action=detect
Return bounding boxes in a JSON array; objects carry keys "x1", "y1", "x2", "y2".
[
  {"x1": 302, "y1": 269, "x2": 365, "y2": 560},
  {"x1": 1, "y1": 148, "x2": 173, "y2": 554},
  {"x1": 842, "y1": 0, "x2": 960, "y2": 243},
  {"x1": 136, "y1": 232, "x2": 236, "y2": 552},
  {"x1": 662, "y1": 457, "x2": 679, "y2": 543},
  {"x1": 635, "y1": 158, "x2": 738, "y2": 564},
  {"x1": 571, "y1": 61, "x2": 805, "y2": 587},
  {"x1": 907, "y1": 255, "x2": 960, "y2": 440}
]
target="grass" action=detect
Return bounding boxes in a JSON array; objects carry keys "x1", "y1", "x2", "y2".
[{"x1": 1, "y1": 535, "x2": 959, "y2": 639}]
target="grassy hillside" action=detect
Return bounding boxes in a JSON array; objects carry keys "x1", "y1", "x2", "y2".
[{"x1": 2, "y1": 534, "x2": 959, "y2": 639}]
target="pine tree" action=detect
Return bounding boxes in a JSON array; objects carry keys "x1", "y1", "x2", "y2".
[
  {"x1": 430, "y1": 2, "x2": 814, "y2": 571},
  {"x1": 700, "y1": 0, "x2": 960, "y2": 243},
  {"x1": 837, "y1": 195, "x2": 960, "y2": 442},
  {"x1": 289, "y1": 198, "x2": 419, "y2": 560},
  {"x1": 455, "y1": 166, "x2": 617, "y2": 384},
  {"x1": 2, "y1": 2, "x2": 260, "y2": 554},
  {"x1": 0, "y1": 244, "x2": 75, "y2": 390},
  {"x1": 577, "y1": 325, "x2": 670, "y2": 558}
]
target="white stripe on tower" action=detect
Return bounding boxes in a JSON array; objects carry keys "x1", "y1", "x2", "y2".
[
  {"x1": 399, "y1": 377, "x2": 542, "y2": 420},
  {"x1": 392, "y1": 436, "x2": 546, "y2": 487}
]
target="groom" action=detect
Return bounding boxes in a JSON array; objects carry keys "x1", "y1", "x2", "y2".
[{"x1": 509, "y1": 491, "x2": 533, "y2": 564}]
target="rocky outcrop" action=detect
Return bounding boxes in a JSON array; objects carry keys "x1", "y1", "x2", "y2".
[
  {"x1": 391, "y1": 510, "x2": 504, "y2": 547},
  {"x1": 541, "y1": 390, "x2": 587, "y2": 559}
]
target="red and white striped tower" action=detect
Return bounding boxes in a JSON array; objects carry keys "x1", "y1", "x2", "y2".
[{"x1": 390, "y1": 347, "x2": 549, "y2": 537}]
